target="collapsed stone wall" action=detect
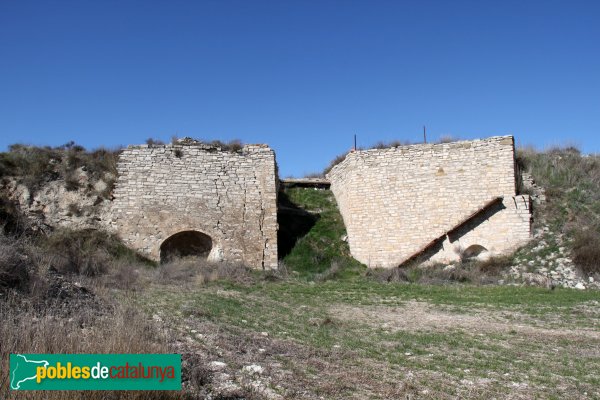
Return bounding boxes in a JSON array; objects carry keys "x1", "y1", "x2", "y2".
[
  {"x1": 109, "y1": 142, "x2": 278, "y2": 269},
  {"x1": 327, "y1": 136, "x2": 531, "y2": 268}
]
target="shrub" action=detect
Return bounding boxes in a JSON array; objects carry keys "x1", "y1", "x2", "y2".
[
  {"x1": 0, "y1": 234, "x2": 32, "y2": 291},
  {"x1": 373, "y1": 140, "x2": 401, "y2": 149},
  {"x1": 86, "y1": 147, "x2": 119, "y2": 179},
  {"x1": 323, "y1": 152, "x2": 349, "y2": 175},
  {"x1": 105, "y1": 259, "x2": 140, "y2": 291},
  {"x1": 314, "y1": 260, "x2": 343, "y2": 282},
  {"x1": 0, "y1": 145, "x2": 62, "y2": 194},
  {"x1": 0, "y1": 195, "x2": 31, "y2": 236},
  {"x1": 0, "y1": 143, "x2": 120, "y2": 198},
  {"x1": 146, "y1": 138, "x2": 165, "y2": 146},
  {"x1": 436, "y1": 135, "x2": 459, "y2": 144},
  {"x1": 157, "y1": 257, "x2": 200, "y2": 283},
  {"x1": 208, "y1": 139, "x2": 244, "y2": 152},
  {"x1": 39, "y1": 229, "x2": 149, "y2": 276},
  {"x1": 476, "y1": 255, "x2": 513, "y2": 276},
  {"x1": 157, "y1": 257, "x2": 254, "y2": 285},
  {"x1": 572, "y1": 227, "x2": 600, "y2": 276},
  {"x1": 517, "y1": 146, "x2": 600, "y2": 236},
  {"x1": 367, "y1": 267, "x2": 409, "y2": 283},
  {"x1": 64, "y1": 172, "x2": 81, "y2": 191}
]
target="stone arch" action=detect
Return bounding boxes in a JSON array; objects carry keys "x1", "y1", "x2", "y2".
[
  {"x1": 159, "y1": 230, "x2": 213, "y2": 263},
  {"x1": 462, "y1": 244, "x2": 489, "y2": 260}
]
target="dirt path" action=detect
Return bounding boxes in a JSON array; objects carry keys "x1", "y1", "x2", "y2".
[{"x1": 333, "y1": 301, "x2": 600, "y2": 340}]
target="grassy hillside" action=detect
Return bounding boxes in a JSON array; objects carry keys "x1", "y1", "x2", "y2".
[
  {"x1": 0, "y1": 142, "x2": 119, "y2": 200},
  {"x1": 280, "y1": 187, "x2": 365, "y2": 280},
  {"x1": 1, "y1": 144, "x2": 600, "y2": 399},
  {"x1": 518, "y1": 147, "x2": 600, "y2": 277}
]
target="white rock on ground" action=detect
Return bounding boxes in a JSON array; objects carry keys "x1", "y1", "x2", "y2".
[
  {"x1": 208, "y1": 361, "x2": 227, "y2": 371},
  {"x1": 242, "y1": 364, "x2": 264, "y2": 375}
]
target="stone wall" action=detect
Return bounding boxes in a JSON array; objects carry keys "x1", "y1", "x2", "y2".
[
  {"x1": 327, "y1": 136, "x2": 531, "y2": 268},
  {"x1": 110, "y1": 142, "x2": 278, "y2": 269}
]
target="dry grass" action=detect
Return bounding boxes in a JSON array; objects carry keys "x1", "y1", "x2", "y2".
[
  {"x1": 170, "y1": 137, "x2": 245, "y2": 153},
  {"x1": 0, "y1": 195, "x2": 32, "y2": 236},
  {"x1": 314, "y1": 260, "x2": 344, "y2": 282},
  {"x1": 0, "y1": 291, "x2": 187, "y2": 400},
  {"x1": 367, "y1": 255, "x2": 513, "y2": 286},
  {"x1": 156, "y1": 257, "x2": 255, "y2": 286},
  {"x1": 39, "y1": 229, "x2": 149, "y2": 276},
  {"x1": 517, "y1": 146, "x2": 600, "y2": 276},
  {"x1": 146, "y1": 138, "x2": 166, "y2": 146},
  {"x1": 323, "y1": 152, "x2": 349, "y2": 176},
  {"x1": 0, "y1": 235, "x2": 33, "y2": 291},
  {"x1": 0, "y1": 143, "x2": 119, "y2": 199},
  {"x1": 371, "y1": 139, "x2": 412, "y2": 149},
  {"x1": 572, "y1": 226, "x2": 600, "y2": 277},
  {"x1": 0, "y1": 230, "x2": 230, "y2": 399}
]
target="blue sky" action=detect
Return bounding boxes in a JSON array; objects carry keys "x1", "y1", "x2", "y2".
[{"x1": 1, "y1": 0, "x2": 599, "y2": 177}]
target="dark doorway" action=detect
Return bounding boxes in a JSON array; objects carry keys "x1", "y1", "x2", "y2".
[
  {"x1": 160, "y1": 231, "x2": 212, "y2": 263},
  {"x1": 277, "y1": 190, "x2": 319, "y2": 259},
  {"x1": 462, "y1": 244, "x2": 488, "y2": 259}
]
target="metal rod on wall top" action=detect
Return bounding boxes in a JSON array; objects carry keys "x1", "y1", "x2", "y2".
[
  {"x1": 423, "y1": 126, "x2": 427, "y2": 143},
  {"x1": 354, "y1": 134, "x2": 357, "y2": 151}
]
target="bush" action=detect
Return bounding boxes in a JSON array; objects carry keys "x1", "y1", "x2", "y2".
[
  {"x1": 208, "y1": 139, "x2": 244, "y2": 152},
  {"x1": 0, "y1": 145, "x2": 62, "y2": 194},
  {"x1": 436, "y1": 135, "x2": 459, "y2": 144},
  {"x1": 372, "y1": 140, "x2": 405, "y2": 149},
  {"x1": 572, "y1": 227, "x2": 600, "y2": 276},
  {"x1": 157, "y1": 257, "x2": 200, "y2": 283},
  {"x1": 39, "y1": 229, "x2": 149, "y2": 276},
  {"x1": 0, "y1": 234, "x2": 32, "y2": 291},
  {"x1": 323, "y1": 152, "x2": 349, "y2": 176},
  {"x1": 0, "y1": 195, "x2": 31, "y2": 236},
  {"x1": 0, "y1": 143, "x2": 120, "y2": 198},
  {"x1": 366, "y1": 267, "x2": 409, "y2": 283},
  {"x1": 157, "y1": 257, "x2": 254, "y2": 285},
  {"x1": 476, "y1": 255, "x2": 513, "y2": 276},
  {"x1": 105, "y1": 259, "x2": 140, "y2": 291},
  {"x1": 314, "y1": 260, "x2": 343, "y2": 282},
  {"x1": 146, "y1": 138, "x2": 165, "y2": 146},
  {"x1": 368, "y1": 255, "x2": 513, "y2": 286}
]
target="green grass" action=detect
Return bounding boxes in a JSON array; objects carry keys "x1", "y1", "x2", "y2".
[
  {"x1": 519, "y1": 147, "x2": 600, "y2": 233},
  {"x1": 281, "y1": 187, "x2": 365, "y2": 279},
  {"x1": 135, "y1": 278, "x2": 600, "y2": 398}
]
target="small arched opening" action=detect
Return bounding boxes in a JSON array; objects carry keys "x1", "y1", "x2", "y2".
[
  {"x1": 462, "y1": 244, "x2": 489, "y2": 261},
  {"x1": 160, "y1": 231, "x2": 213, "y2": 263}
]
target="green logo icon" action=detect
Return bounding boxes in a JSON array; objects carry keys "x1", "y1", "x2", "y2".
[{"x1": 10, "y1": 354, "x2": 181, "y2": 391}]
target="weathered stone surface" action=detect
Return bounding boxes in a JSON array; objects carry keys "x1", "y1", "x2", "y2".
[
  {"x1": 327, "y1": 136, "x2": 532, "y2": 268},
  {"x1": 3, "y1": 175, "x2": 112, "y2": 231},
  {"x1": 110, "y1": 143, "x2": 278, "y2": 269}
]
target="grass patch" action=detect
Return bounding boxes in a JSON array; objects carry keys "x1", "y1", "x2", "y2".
[
  {"x1": 135, "y1": 277, "x2": 600, "y2": 398},
  {"x1": 281, "y1": 187, "x2": 365, "y2": 279}
]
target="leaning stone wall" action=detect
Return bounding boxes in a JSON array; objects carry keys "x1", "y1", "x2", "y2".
[
  {"x1": 327, "y1": 136, "x2": 531, "y2": 268},
  {"x1": 109, "y1": 143, "x2": 278, "y2": 269}
]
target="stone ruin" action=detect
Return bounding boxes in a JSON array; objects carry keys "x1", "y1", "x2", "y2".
[
  {"x1": 326, "y1": 136, "x2": 532, "y2": 268},
  {"x1": 2, "y1": 135, "x2": 532, "y2": 270},
  {"x1": 109, "y1": 139, "x2": 278, "y2": 269}
]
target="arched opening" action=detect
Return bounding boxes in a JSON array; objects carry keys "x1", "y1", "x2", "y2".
[
  {"x1": 462, "y1": 244, "x2": 489, "y2": 260},
  {"x1": 160, "y1": 231, "x2": 212, "y2": 263}
]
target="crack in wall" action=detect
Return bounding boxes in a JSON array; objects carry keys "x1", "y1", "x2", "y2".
[
  {"x1": 253, "y1": 168, "x2": 267, "y2": 269},
  {"x1": 110, "y1": 144, "x2": 277, "y2": 268}
]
